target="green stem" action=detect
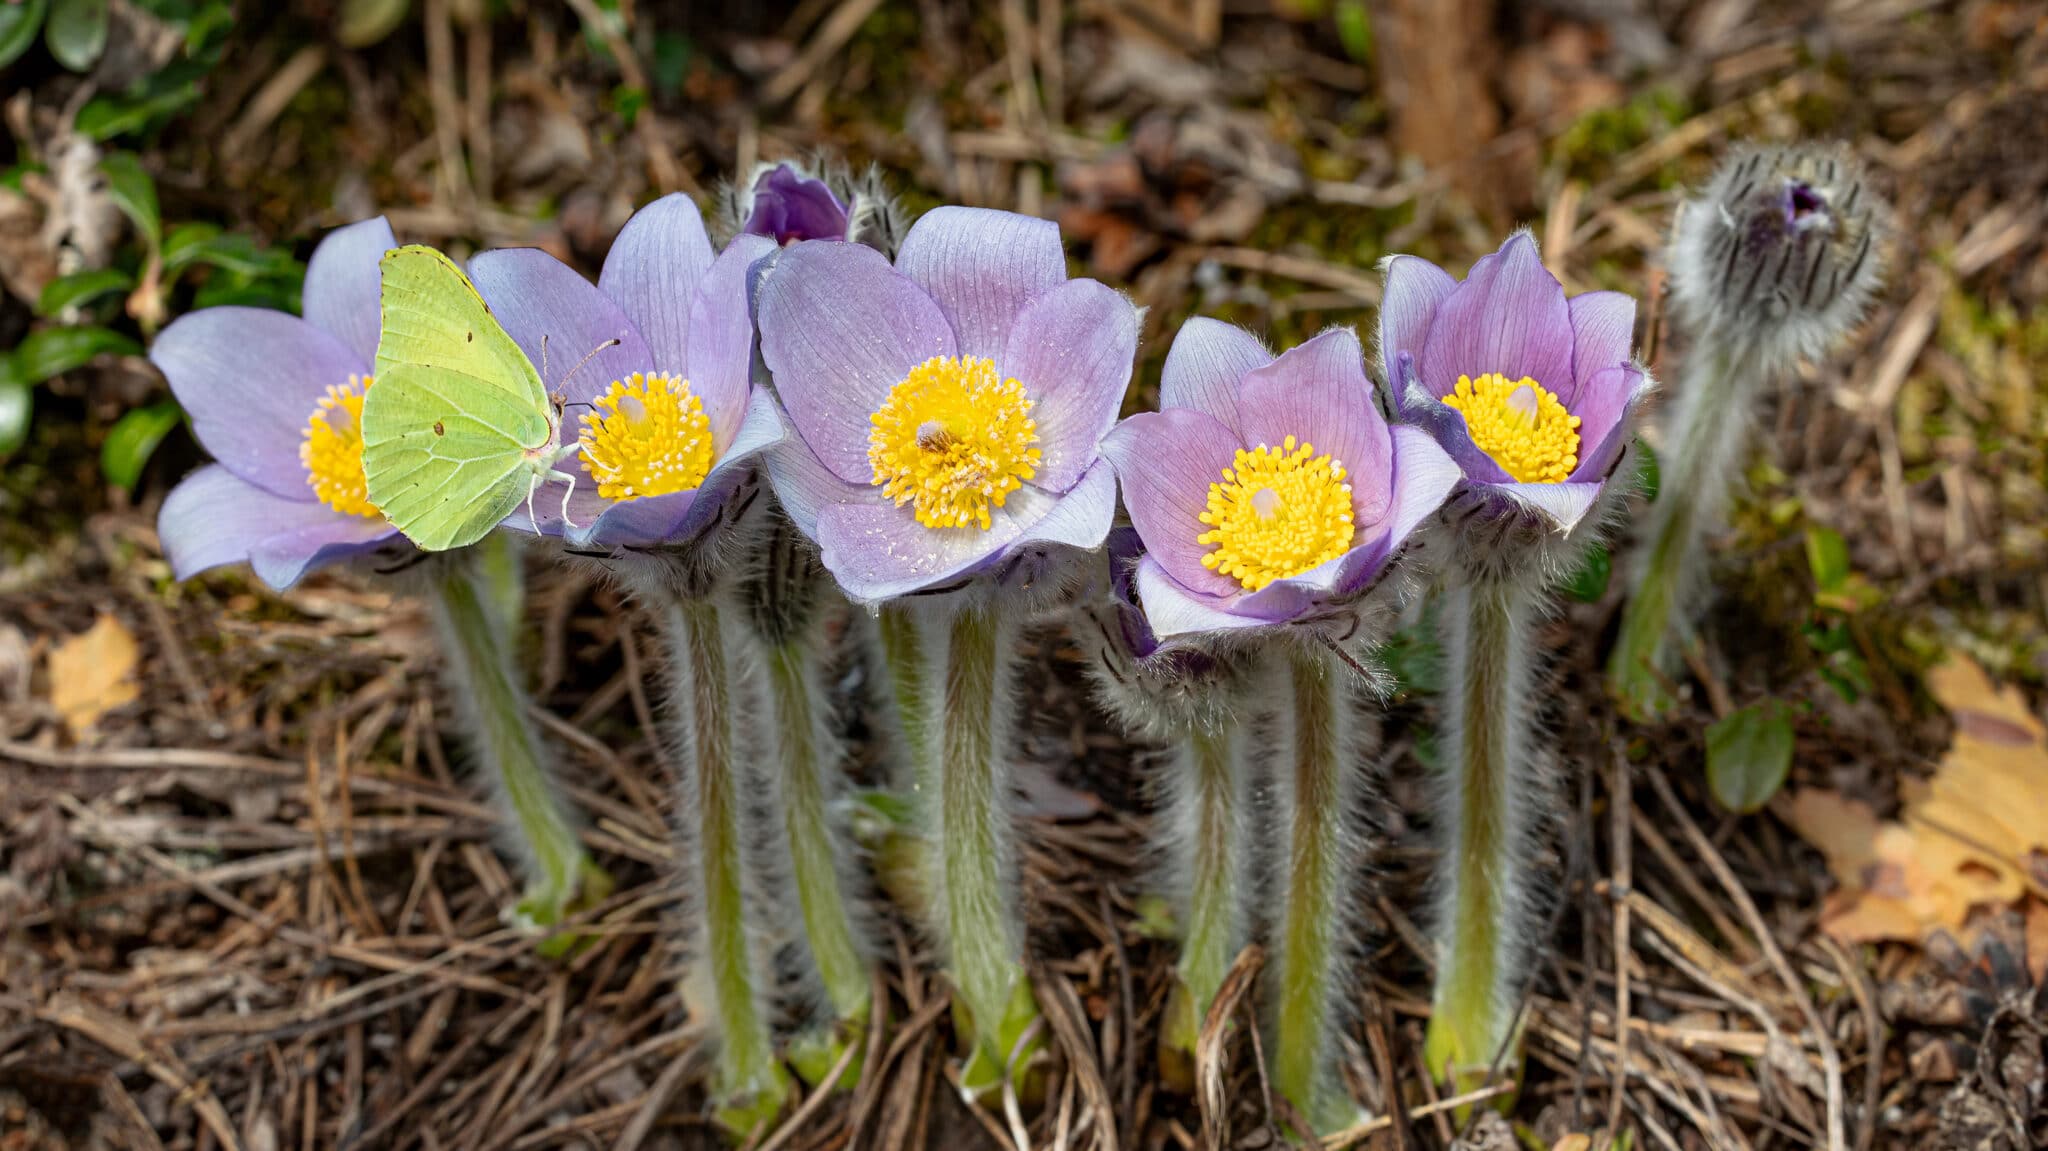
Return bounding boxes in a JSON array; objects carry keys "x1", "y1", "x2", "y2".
[
  {"x1": 1608, "y1": 343, "x2": 1759, "y2": 719},
  {"x1": 426, "y1": 548, "x2": 599, "y2": 941},
  {"x1": 1271, "y1": 647, "x2": 1357, "y2": 1133},
  {"x1": 661, "y1": 595, "x2": 788, "y2": 1128},
  {"x1": 1167, "y1": 721, "x2": 1248, "y2": 1055},
  {"x1": 1426, "y1": 576, "x2": 1536, "y2": 1092},
  {"x1": 765, "y1": 638, "x2": 872, "y2": 1026},
  {"x1": 878, "y1": 603, "x2": 932, "y2": 794},
  {"x1": 922, "y1": 597, "x2": 1039, "y2": 1084}
]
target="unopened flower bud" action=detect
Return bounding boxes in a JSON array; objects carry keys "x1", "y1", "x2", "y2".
[{"x1": 1668, "y1": 143, "x2": 1892, "y2": 364}]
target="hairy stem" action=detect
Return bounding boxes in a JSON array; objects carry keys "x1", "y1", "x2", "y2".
[
  {"x1": 919, "y1": 597, "x2": 1035, "y2": 1075},
  {"x1": 1427, "y1": 575, "x2": 1539, "y2": 1090},
  {"x1": 1608, "y1": 343, "x2": 1760, "y2": 718},
  {"x1": 878, "y1": 603, "x2": 932, "y2": 792},
  {"x1": 660, "y1": 595, "x2": 787, "y2": 1122},
  {"x1": 1166, "y1": 720, "x2": 1250, "y2": 1055},
  {"x1": 764, "y1": 638, "x2": 872, "y2": 1026},
  {"x1": 1271, "y1": 647, "x2": 1358, "y2": 1132},
  {"x1": 426, "y1": 545, "x2": 596, "y2": 937}
]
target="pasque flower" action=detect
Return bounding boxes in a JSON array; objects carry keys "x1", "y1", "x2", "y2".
[
  {"x1": 758, "y1": 206, "x2": 1136, "y2": 603},
  {"x1": 1102, "y1": 321, "x2": 1458, "y2": 639},
  {"x1": 462, "y1": 194, "x2": 784, "y2": 551},
  {"x1": 1380, "y1": 231, "x2": 1649, "y2": 536},
  {"x1": 741, "y1": 163, "x2": 852, "y2": 244},
  {"x1": 155, "y1": 216, "x2": 404, "y2": 588},
  {"x1": 727, "y1": 159, "x2": 905, "y2": 254}
]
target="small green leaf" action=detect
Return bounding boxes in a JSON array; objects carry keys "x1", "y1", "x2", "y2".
[
  {"x1": 76, "y1": 77, "x2": 203, "y2": 140},
  {"x1": 1562, "y1": 543, "x2": 1611, "y2": 603},
  {"x1": 100, "y1": 399, "x2": 183, "y2": 490},
  {"x1": 1334, "y1": 0, "x2": 1372, "y2": 63},
  {"x1": 36, "y1": 267, "x2": 134, "y2": 316},
  {"x1": 1804, "y1": 525, "x2": 1851, "y2": 596},
  {"x1": 6, "y1": 325, "x2": 141, "y2": 386},
  {"x1": 1705, "y1": 701, "x2": 1795, "y2": 814},
  {"x1": 0, "y1": 0, "x2": 49, "y2": 70},
  {"x1": 164, "y1": 226, "x2": 300, "y2": 277},
  {"x1": 99, "y1": 151, "x2": 161, "y2": 252},
  {"x1": 44, "y1": 0, "x2": 106, "y2": 71},
  {"x1": 0, "y1": 380, "x2": 32, "y2": 456},
  {"x1": 337, "y1": 0, "x2": 409, "y2": 47}
]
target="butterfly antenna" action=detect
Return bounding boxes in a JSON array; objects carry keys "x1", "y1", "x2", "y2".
[{"x1": 558, "y1": 338, "x2": 624, "y2": 389}]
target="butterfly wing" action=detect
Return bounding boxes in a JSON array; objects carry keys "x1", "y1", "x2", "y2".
[{"x1": 363, "y1": 246, "x2": 553, "y2": 551}]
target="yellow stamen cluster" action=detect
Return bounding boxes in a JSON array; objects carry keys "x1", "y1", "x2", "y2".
[
  {"x1": 1198, "y1": 436, "x2": 1356, "y2": 592},
  {"x1": 867, "y1": 355, "x2": 1041, "y2": 530},
  {"x1": 577, "y1": 372, "x2": 716, "y2": 501},
  {"x1": 301, "y1": 374, "x2": 381, "y2": 518},
  {"x1": 1440, "y1": 372, "x2": 1581, "y2": 484}
]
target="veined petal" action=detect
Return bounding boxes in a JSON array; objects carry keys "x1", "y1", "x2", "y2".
[
  {"x1": 1418, "y1": 231, "x2": 1572, "y2": 397},
  {"x1": 600, "y1": 193, "x2": 717, "y2": 377},
  {"x1": 1331, "y1": 424, "x2": 1460, "y2": 592},
  {"x1": 151, "y1": 308, "x2": 367, "y2": 499},
  {"x1": 1376, "y1": 254, "x2": 1457, "y2": 418},
  {"x1": 1159, "y1": 317, "x2": 1270, "y2": 436},
  {"x1": 895, "y1": 206, "x2": 1065, "y2": 360},
  {"x1": 249, "y1": 513, "x2": 405, "y2": 590},
  {"x1": 1565, "y1": 290, "x2": 1636, "y2": 408},
  {"x1": 1236, "y1": 327, "x2": 1394, "y2": 527},
  {"x1": 757, "y1": 240, "x2": 955, "y2": 484},
  {"x1": 1134, "y1": 556, "x2": 1268, "y2": 640},
  {"x1": 999, "y1": 278, "x2": 1138, "y2": 492},
  {"x1": 1568, "y1": 364, "x2": 1651, "y2": 483},
  {"x1": 158, "y1": 464, "x2": 319, "y2": 581},
  {"x1": 687, "y1": 233, "x2": 778, "y2": 452},
  {"x1": 1100, "y1": 409, "x2": 1245, "y2": 599},
  {"x1": 743, "y1": 164, "x2": 851, "y2": 243},
  {"x1": 1489, "y1": 479, "x2": 1604, "y2": 534},
  {"x1": 302, "y1": 216, "x2": 397, "y2": 368}
]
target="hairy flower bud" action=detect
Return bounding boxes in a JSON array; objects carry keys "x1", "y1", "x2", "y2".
[
  {"x1": 1668, "y1": 143, "x2": 1892, "y2": 365},
  {"x1": 717, "y1": 157, "x2": 909, "y2": 256}
]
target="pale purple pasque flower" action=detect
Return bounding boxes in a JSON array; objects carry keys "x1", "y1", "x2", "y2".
[
  {"x1": 757, "y1": 207, "x2": 1138, "y2": 604},
  {"x1": 1102, "y1": 323, "x2": 1459, "y2": 640},
  {"x1": 1379, "y1": 230, "x2": 1649, "y2": 534},
  {"x1": 155, "y1": 216, "x2": 405, "y2": 589},
  {"x1": 464, "y1": 194, "x2": 785, "y2": 551},
  {"x1": 742, "y1": 163, "x2": 851, "y2": 244}
]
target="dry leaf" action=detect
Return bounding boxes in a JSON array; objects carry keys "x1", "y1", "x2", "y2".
[
  {"x1": 1785, "y1": 655, "x2": 2048, "y2": 949},
  {"x1": 47, "y1": 614, "x2": 140, "y2": 739}
]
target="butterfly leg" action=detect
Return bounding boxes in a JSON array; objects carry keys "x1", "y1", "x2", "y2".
[
  {"x1": 550, "y1": 469, "x2": 580, "y2": 530},
  {"x1": 524, "y1": 469, "x2": 544, "y2": 536}
]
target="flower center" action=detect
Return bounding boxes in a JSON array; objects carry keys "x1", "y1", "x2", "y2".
[
  {"x1": 1197, "y1": 436, "x2": 1356, "y2": 592},
  {"x1": 301, "y1": 374, "x2": 380, "y2": 518},
  {"x1": 577, "y1": 372, "x2": 716, "y2": 502},
  {"x1": 867, "y1": 355, "x2": 1041, "y2": 531},
  {"x1": 1440, "y1": 372, "x2": 1582, "y2": 484}
]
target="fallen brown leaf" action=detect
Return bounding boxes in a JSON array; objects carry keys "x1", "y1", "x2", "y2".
[
  {"x1": 47, "y1": 614, "x2": 141, "y2": 740},
  {"x1": 1785, "y1": 655, "x2": 2048, "y2": 951}
]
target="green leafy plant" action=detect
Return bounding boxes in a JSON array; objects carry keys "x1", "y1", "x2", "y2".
[{"x1": 1705, "y1": 701, "x2": 1795, "y2": 813}]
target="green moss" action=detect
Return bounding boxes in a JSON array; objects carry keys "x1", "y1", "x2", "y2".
[{"x1": 1552, "y1": 86, "x2": 1692, "y2": 185}]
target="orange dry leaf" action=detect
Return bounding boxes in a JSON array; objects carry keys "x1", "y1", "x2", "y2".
[
  {"x1": 1785, "y1": 655, "x2": 2048, "y2": 948},
  {"x1": 46, "y1": 613, "x2": 140, "y2": 740}
]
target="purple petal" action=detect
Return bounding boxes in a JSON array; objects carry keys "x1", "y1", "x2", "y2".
[
  {"x1": 1006, "y1": 458, "x2": 1114, "y2": 554},
  {"x1": 151, "y1": 308, "x2": 366, "y2": 498},
  {"x1": 599, "y1": 193, "x2": 717, "y2": 377},
  {"x1": 1000, "y1": 278, "x2": 1137, "y2": 492},
  {"x1": 1376, "y1": 255, "x2": 1457, "y2": 418},
  {"x1": 1418, "y1": 232, "x2": 1572, "y2": 397},
  {"x1": 763, "y1": 404, "x2": 874, "y2": 543},
  {"x1": 1134, "y1": 556, "x2": 1266, "y2": 640},
  {"x1": 1568, "y1": 364, "x2": 1651, "y2": 483},
  {"x1": 1333, "y1": 425, "x2": 1460, "y2": 591},
  {"x1": 1235, "y1": 327, "x2": 1394, "y2": 527},
  {"x1": 158, "y1": 464, "x2": 398, "y2": 588},
  {"x1": 1489, "y1": 480, "x2": 1604, "y2": 534},
  {"x1": 895, "y1": 206, "x2": 1065, "y2": 360},
  {"x1": 1099, "y1": 409, "x2": 1244, "y2": 599},
  {"x1": 466, "y1": 247, "x2": 653, "y2": 406},
  {"x1": 1159, "y1": 317, "x2": 1270, "y2": 436},
  {"x1": 249, "y1": 513, "x2": 403, "y2": 590},
  {"x1": 303, "y1": 216, "x2": 397, "y2": 368},
  {"x1": 1565, "y1": 291, "x2": 1636, "y2": 407},
  {"x1": 743, "y1": 164, "x2": 851, "y2": 243},
  {"x1": 814, "y1": 499, "x2": 1021, "y2": 604},
  {"x1": 687, "y1": 233, "x2": 778, "y2": 452},
  {"x1": 757, "y1": 241, "x2": 955, "y2": 484}
]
